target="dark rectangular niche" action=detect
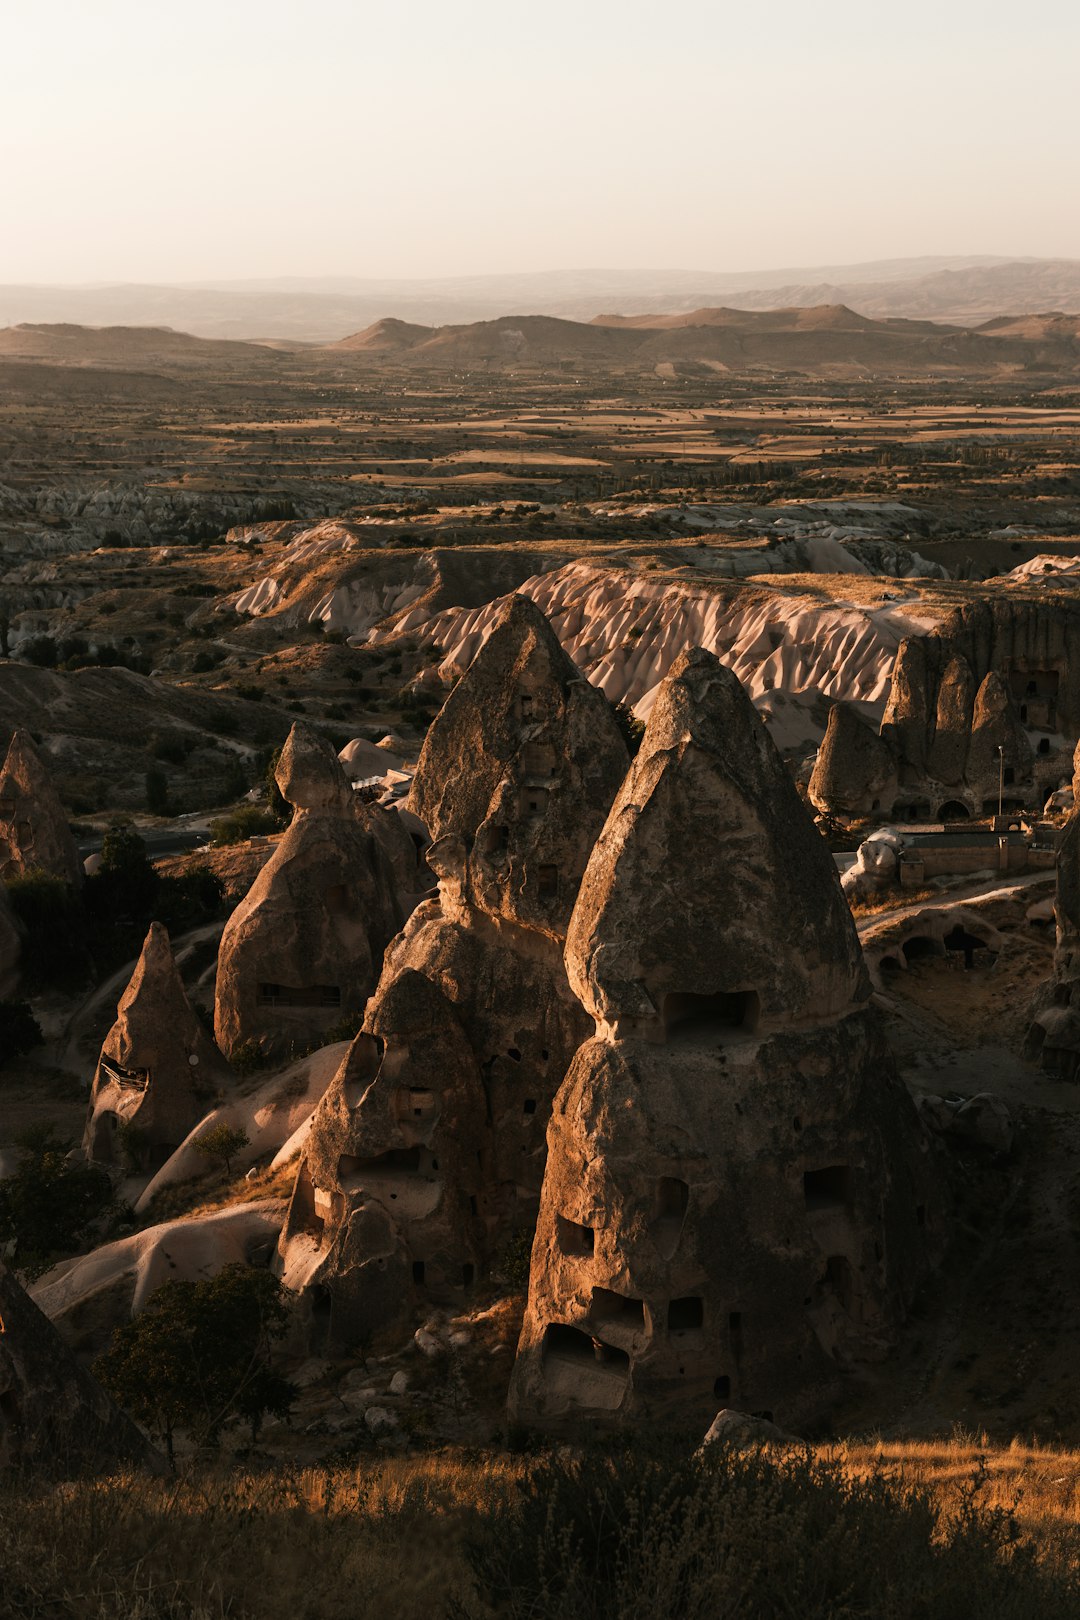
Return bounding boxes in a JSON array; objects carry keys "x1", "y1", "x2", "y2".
[
  {"x1": 257, "y1": 983, "x2": 341, "y2": 1009},
  {"x1": 590, "y1": 1287, "x2": 646, "y2": 1334},
  {"x1": 803, "y1": 1165, "x2": 851, "y2": 1212},
  {"x1": 542, "y1": 1323, "x2": 629, "y2": 1374},
  {"x1": 667, "y1": 1297, "x2": 704, "y2": 1333},
  {"x1": 556, "y1": 1214, "x2": 595, "y2": 1257}
]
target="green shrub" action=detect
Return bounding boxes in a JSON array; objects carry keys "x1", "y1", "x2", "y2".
[
  {"x1": 4, "y1": 872, "x2": 91, "y2": 990},
  {"x1": 0, "y1": 1125, "x2": 114, "y2": 1273},
  {"x1": 96, "y1": 1264, "x2": 295, "y2": 1463},
  {"x1": 458, "y1": 1441, "x2": 1079, "y2": 1620},
  {"x1": 209, "y1": 805, "x2": 283, "y2": 846}
]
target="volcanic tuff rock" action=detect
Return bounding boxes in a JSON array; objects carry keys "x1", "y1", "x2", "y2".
[
  {"x1": 566, "y1": 648, "x2": 868, "y2": 1038},
  {"x1": 84, "y1": 922, "x2": 231, "y2": 1173},
  {"x1": 278, "y1": 970, "x2": 488, "y2": 1350},
  {"x1": 409, "y1": 593, "x2": 629, "y2": 938},
  {"x1": 925, "y1": 654, "x2": 975, "y2": 786},
  {"x1": 967, "y1": 670, "x2": 1034, "y2": 789},
  {"x1": 1026, "y1": 808, "x2": 1080, "y2": 1076},
  {"x1": 807, "y1": 701, "x2": 897, "y2": 818},
  {"x1": 0, "y1": 727, "x2": 81, "y2": 884},
  {"x1": 510, "y1": 648, "x2": 937, "y2": 1431},
  {"x1": 280, "y1": 599, "x2": 628, "y2": 1349},
  {"x1": 0, "y1": 1261, "x2": 163, "y2": 1477},
  {"x1": 214, "y1": 724, "x2": 402, "y2": 1060}
]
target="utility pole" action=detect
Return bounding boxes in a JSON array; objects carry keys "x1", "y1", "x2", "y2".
[{"x1": 997, "y1": 745, "x2": 1004, "y2": 819}]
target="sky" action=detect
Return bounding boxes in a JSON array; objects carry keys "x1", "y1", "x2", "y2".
[{"x1": 3, "y1": 0, "x2": 1078, "y2": 284}]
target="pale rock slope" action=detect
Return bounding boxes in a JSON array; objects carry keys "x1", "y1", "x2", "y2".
[{"x1": 391, "y1": 562, "x2": 937, "y2": 746}]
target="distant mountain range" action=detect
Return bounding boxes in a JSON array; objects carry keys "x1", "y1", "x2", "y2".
[
  {"x1": 3, "y1": 305, "x2": 1079, "y2": 381},
  {"x1": 1, "y1": 257, "x2": 1078, "y2": 342}
]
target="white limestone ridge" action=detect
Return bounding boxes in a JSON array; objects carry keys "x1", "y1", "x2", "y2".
[{"x1": 384, "y1": 561, "x2": 936, "y2": 744}]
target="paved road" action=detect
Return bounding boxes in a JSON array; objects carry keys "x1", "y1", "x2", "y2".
[{"x1": 77, "y1": 827, "x2": 211, "y2": 861}]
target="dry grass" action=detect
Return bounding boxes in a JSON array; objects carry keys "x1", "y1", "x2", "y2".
[
  {"x1": 849, "y1": 884, "x2": 938, "y2": 918},
  {"x1": 138, "y1": 1161, "x2": 296, "y2": 1226},
  {"x1": 832, "y1": 1436, "x2": 1080, "y2": 1560},
  {"x1": 2, "y1": 1438, "x2": 1078, "y2": 1619}
]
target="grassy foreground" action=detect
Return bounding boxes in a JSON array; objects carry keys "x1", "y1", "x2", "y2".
[{"x1": 2, "y1": 1437, "x2": 1079, "y2": 1619}]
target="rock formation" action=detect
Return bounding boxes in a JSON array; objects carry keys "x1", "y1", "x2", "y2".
[
  {"x1": 85, "y1": 922, "x2": 231, "y2": 1172},
  {"x1": 509, "y1": 648, "x2": 938, "y2": 1431},
  {"x1": 214, "y1": 724, "x2": 403, "y2": 1060},
  {"x1": 966, "y1": 671, "x2": 1034, "y2": 797},
  {"x1": 813, "y1": 596, "x2": 1080, "y2": 822},
  {"x1": 924, "y1": 654, "x2": 975, "y2": 786},
  {"x1": 0, "y1": 1260, "x2": 162, "y2": 1477},
  {"x1": 1026, "y1": 809, "x2": 1080, "y2": 1076},
  {"x1": 807, "y1": 701, "x2": 897, "y2": 818},
  {"x1": 0, "y1": 728, "x2": 82, "y2": 885},
  {"x1": 278, "y1": 596, "x2": 628, "y2": 1349}
]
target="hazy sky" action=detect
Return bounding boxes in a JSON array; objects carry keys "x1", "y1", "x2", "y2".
[{"x1": 4, "y1": 0, "x2": 1078, "y2": 283}]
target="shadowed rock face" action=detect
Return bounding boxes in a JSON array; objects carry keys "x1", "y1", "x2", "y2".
[
  {"x1": 967, "y1": 671, "x2": 1034, "y2": 790},
  {"x1": 410, "y1": 594, "x2": 629, "y2": 939},
  {"x1": 281, "y1": 601, "x2": 627, "y2": 1350},
  {"x1": 0, "y1": 1261, "x2": 163, "y2": 1478},
  {"x1": 880, "y1": 637, "x2": 933, "y2": 776},
  {"x1": 808, "y1": 701, "x2": 897, "y2": 818},
  {"x1": 0, "y1": 728, "x2": 82, "y2": 885},
  {"x1": 215, "y1": 724, "x2": 403, "y2": 1060},
  {"x1": 85, "y1": 922, "x2": 230, "y2": 1172},
  {"x1": 1027, "y1": 811, "x2": 1080, "y2": 1076},
  {"x1": 278, "y1": 969, "x2": 489, "y2": 1351},
  {"x1": 0, "y1": 883, "x2": 21, "y2": 998},
  {"x1": 510, "y1": 647, "x2": 937, "y2": 1432},
  {"x1": 926, "y1": 655, "x2": 975, "y2": 786},
  {"x1": 567, "y1": 649, "x2": 868, "y2": 1038}
]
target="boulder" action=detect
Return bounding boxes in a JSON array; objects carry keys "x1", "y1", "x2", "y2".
[
  {"x1": 700, "y1": 1408, "x2": 797, "y2": 1450},
  {"x1": 0, "y1": 728, "x2": 82, "y2": 885},
  {"x1": 0, "y1": 1260, "x2": 163, "y2": 1477},
  {"x1": 84, "y1": 922, "x2": 231, "y2": 1173}
]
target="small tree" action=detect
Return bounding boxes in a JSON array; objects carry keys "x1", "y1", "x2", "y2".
[
  {"x1": 145, "y1": 766, "x2": 171, "y2": 817},
  {"x1": 193, "y1": 1122, "x2": 250, "y2": 1177},
  {"x1": 0, "y1": 1124, "x2": 114, "y2": 1272},
  {"x1": 96, "y1": 1264, "x2": 295, "y2": 1463}
]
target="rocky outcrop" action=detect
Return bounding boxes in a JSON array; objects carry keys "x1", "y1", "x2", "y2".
[
  {"x1": 0, "y1": 728, "x2": 81, "y2": 884},
  {"x1": 807, "y1": 702, "x2": 897, "y2": 818},
  {"x1": 410, "y1": 592, "x2": 630, "y2": 938},
  {"x1": 279, "y1": 597, "x2": 628, "y2": 1350},
  {"x1": 214, "y1": 725, "x2": 403, "y2": 1060},
  {"x1": 880, "y1": 638, "x2": 933, "y2": 777},
  {"x1": 0, "y1": 1260, "x2": 162, "y2": 1477},
  {"x1": 925, "y1": 655, "x2": 975, "y2": 786},
  {"x1": 509, "y1": 648, "x2": 937, "y2": 1432},
  {"x1": 85, "y1": 922, "x2": 231, "y2": 1173},
  {"x1": 966, "y1": 672, "x2": 1034, "y2": 795},
  {"x1": 1026, "y1": 811, "x2": 1080, "y2": 1076}
]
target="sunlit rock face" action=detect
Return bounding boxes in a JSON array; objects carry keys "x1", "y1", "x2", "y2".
[
  {"x1": 409, "y1": 592, "x2": 630, "y2": 940},
  {"x1": 807, "y1": 700, "x2": 898, "y2": 819},
  {"x1": 84, "y1": 922, "x2": 230, "y2": 1173},
  {"x1": 279, "y1": 597, "x2": 628, "y2": 1350},
  {"x1": 214, "y1": 724, "x2": 403, "y2": 1061},
  {"x1": 0, "y1": 1260, "x2": 163, "y2": 1478},
  {"x1": 0, "y1": 727, "x2": 82, "y2": 885},
  {"x1": 510, "y1": 649, "x2": 939, "y2": 1432}
]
